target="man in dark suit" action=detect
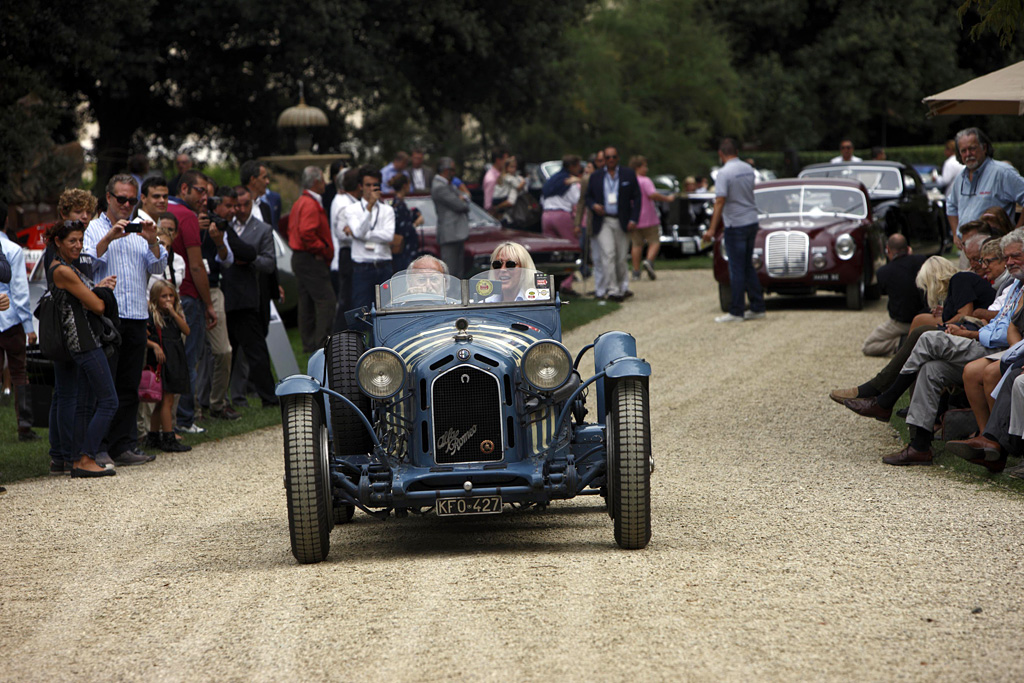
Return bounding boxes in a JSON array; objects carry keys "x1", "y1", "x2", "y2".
[
  {"x1": 240, "y1": 159, "x2": 281, "y2": 337},
  {"x1": 585, "y1": 146, "x2": 641, "y2": 302},
  {"x1": 408, "y1": 148, "x2": 434, "y2": 193},
  {"x1": 223, "y1": 186, "x2": 279, "y2": 408}
]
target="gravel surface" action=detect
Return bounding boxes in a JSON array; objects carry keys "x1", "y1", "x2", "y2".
[{"x1": 3, "y1": 269, "x2": 1024, "y2": 682}]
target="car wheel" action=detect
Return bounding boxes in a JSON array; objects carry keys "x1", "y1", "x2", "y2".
[
  {"x1": 607, "y1": 378, "x2": 652, "y2": 550},
  {"x1": 846, "y1": 268, "x2": 865, "y2": 310},
  {"x1": 326, "y1": 332, "x2": 372, "y2": 457},
  {"x1": 718, "y1": 282, "x2": 732, "y2": 313},
  {"x1": 333, "y1": 503, "x2": 355, "y2": 525},
  {"x1": 283, "y1": 393, "x2": 333, "y2": 564}
]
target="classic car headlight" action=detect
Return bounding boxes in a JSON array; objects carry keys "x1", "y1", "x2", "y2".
[
  {"x1": 835, "y1": 234, "x2": 856, "y2": 260},
  {"x1": 357, "y1": 348, "x2": 407, "y2": 399},
  {"x1": 812, "y1": 253, "x2": 827, "y2": 269},
  {"x1": 522, "y1": 341, "x2": 572, "y2": 391}
]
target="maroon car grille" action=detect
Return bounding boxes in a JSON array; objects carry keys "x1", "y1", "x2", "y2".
[
  {"x1": 431, "y1": 365, "x2": 503, "y2": 464},
  {"x1": 765, "y1": 231, "x2": 809, "y2": 277}
]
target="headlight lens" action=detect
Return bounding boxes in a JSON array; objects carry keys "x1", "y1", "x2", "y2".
[
  {"x1": 357, "y1": 348, "x2": 407, "y2": 399},
  {"x1": 522, "y1": 341, "x2": 572, "y2": 391},
  {"x1": 836, "y1": 234, "x2": 856, "y2": 260}
]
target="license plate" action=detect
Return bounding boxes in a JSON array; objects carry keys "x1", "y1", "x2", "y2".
[
  {"x1": 682, "y1": 241, "x2": 697, "y2": 254},
  {"x1": 436, "y1": 495, "x2": 503, "y2": 517}
]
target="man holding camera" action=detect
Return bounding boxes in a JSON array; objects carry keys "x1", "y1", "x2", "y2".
[{"x1": 85, "y1": 174, "x2": 167, "y2": 465}]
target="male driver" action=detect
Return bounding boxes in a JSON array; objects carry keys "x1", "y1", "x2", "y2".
[
  {"x1": 344, "y1": 167, "x2": 396, "y2": 312},
  {"x1": 381, "y1": 151, "x2": 410, "y2": 193},
  {"x1": 861, "y1": 234, "x2": 928, "y2": 357},
  {"x1": 0, "y1": 200, "x2": 37, "y2": 441},
  {"x1": 483, "y1": 145, "x2": 509, "y2": 213},
  {"x1": 85, "y1": 174, "x2": 167, "y2": 465},
  {"x1": 703, "y1": 138, "x2": 765, "y2": 322},
  {"x1": 830, "y1": 139, "x2": 862, "y2": 163},
  {"x1": 431, "y1": 157, "x2": 471, "y2": 278},
  {"x1": 168, "y1": 169, "x2": 218, "y2": 433},
  {"x1": 408, "y1": 148, "x2": 434, "y2": 192},
  {"x1": 585, "y1": 146, "x2": 641, "y2": 302},
  {"x1": 946, "y1": 127, "x2": 1024, "y2": 252},
  {"x1": 289, "y1": 166, "x2": 336, "y2": 352}
]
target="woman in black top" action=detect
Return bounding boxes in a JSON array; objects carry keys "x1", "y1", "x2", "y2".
[
  {"x1": 48, "y1": 220, "x2": 119, "y2": 478},
  {"x1": 390, "y1": 174, "x2": 422, "y2": 274}
]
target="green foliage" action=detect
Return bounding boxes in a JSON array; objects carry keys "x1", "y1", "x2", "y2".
[{"x1": 958, "y1": 0, "x2": 1024, "y2": 46}]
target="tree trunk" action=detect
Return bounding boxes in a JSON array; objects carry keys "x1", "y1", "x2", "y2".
[{"x1": 90, "y1": 98, "x2": 138, "y2": 199}]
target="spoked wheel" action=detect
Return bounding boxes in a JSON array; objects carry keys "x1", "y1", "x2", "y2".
[
  {"x1": 283, "y1": 394, "x2": 333, "y2": 564},
  {"x1": 606, "y1": 379, "x2": 652, "y2": 549}
]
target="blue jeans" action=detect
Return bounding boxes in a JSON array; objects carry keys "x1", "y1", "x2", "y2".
[
  {"x1": 351, "y1": 261, "x2": 394, "y2": 313},
  {"x1": 52, "y1": 359, "x2": 78, "y2": 464},
  {"x1": 177, "y1": 295, "x2": 206, "y2": 427},
  {"x1": 54, "y1": 348, "x2": 118, "y2": 459},
  {"x1": 724, "y1": 223, "x2": 765, "y2": 317}
]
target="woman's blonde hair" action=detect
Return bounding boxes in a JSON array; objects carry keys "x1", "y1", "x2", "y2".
[
  {"x1": 915, "y1": 255, "x2": 959, "y2": 308},
  {"x1": 149, "y1": 280, "x2": 184, "y2": 331},
  {"x1": 490, "y1": 241, "x2": 536, "y2": 272}
]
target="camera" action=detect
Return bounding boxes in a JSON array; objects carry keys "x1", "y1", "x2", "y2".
[
  {"x1": 206, "y1": 196, "x2": 222, "y2": 212},
  {"x1": 125, "y1": 220, "x2": 143, "y2": 234}
]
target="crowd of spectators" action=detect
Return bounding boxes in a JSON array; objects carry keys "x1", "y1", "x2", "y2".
[{"x1": 830, "y1": 126, "x2": 1024, "y2": 478}]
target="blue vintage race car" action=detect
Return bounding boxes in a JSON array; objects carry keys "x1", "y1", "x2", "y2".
[{"x1": 276, "y1": 267, "x2": 652, "y2": 563}]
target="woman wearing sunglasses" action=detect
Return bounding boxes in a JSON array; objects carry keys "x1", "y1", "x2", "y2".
[{"x1": 488, "y1": 241, "x2": 536, "y2": 302}]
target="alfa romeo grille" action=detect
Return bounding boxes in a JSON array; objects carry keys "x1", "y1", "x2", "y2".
[
  {"x1": 765, "y1": 231, "x2": 809, "y2": 278},
  {"x1": 431, "y1": 365, "x2": 503, "y2": 464}
]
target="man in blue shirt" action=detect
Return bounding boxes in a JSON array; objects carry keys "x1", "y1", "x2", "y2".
[
  {"x1": 947, "y1": 127, "x2": 1024, "y2": 250},
  {"x1": 0, "y1": 202, "x2": 38, "y2": 441},
  {"x1": 704, "y1": 138, "x2": 765, "y2": 322}
]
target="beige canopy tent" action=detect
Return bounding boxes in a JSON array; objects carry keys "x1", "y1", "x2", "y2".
[{"x1": 923, "y1": 60, "x2": 1024, "y2": 116}]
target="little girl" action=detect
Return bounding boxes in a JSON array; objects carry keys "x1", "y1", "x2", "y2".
[{"x1": 146, "y1": 280, "x2": 191, "y2": 452}]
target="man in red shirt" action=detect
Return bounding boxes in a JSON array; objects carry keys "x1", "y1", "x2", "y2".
[{"x1": 288, "y1": 166, "x2": 336, "y2": 352}]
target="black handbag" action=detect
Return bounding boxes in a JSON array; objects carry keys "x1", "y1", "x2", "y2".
[{"x1": 34, "y1": 288, "x2": 72, "y2": 362}]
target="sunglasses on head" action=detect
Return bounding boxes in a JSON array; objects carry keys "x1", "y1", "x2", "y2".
[
  {"x1": 110, "y1": 194, "x2": 138, "y2": 206},
  {"x1": 492, "y1": 260, "x2": 518, "y2": 269},
  {"x1": 61, "y1": 219, "x2": 86, "y2": 230}
]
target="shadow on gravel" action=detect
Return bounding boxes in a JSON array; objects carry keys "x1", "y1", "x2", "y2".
[{"x1": 762, "y1": 293, "x2": 885, "y2": 312}]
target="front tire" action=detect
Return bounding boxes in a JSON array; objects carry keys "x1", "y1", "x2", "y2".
[
  {"x1": 326, "y1": 332, "x2": 372, "y2": 457},
  {"x1": 718, "y1": 282, "x2": 732, "y2": 313},
  {"x1": 846, "y1": 268, "x2": 865, "y2": 310},
  {"x1": 283, "y1": 394, "x2": 333, "y2": 564},
  {"x1": 607, "y1": 379, "x2": 652, "y2": 549}
]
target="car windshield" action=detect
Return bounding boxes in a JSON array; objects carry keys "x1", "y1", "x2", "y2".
[
  {"x1": 378, "y1": 268, "x2": 556, "y2": 311},
  {"x1": 755, "y1": 186, "x2": 868, "y2": 219},
  {"x1": 403, "y1": 195, "x2": 500, "y2": 229},
  {"x1": 799, "y1": 166, "x2": 902, "y2": 196}
]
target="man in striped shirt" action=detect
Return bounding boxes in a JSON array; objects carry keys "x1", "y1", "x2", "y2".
[{"x1": 85, "y1": 174, "x2": 168, "y2": 466}]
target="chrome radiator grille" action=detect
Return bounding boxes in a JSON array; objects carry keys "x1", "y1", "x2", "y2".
[
  {"x1": 765, "y1": 231, "x2": 809, "y2": 278},
  {"x1": 431, "y1": 365, "x2": 503, "y2": 464}
]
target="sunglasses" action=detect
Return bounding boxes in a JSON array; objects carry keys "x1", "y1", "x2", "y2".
[
  {"x1": 110, "y1": 194, "x2": 138, "y2": 206},
  {"x1": 61, "y1": 219, "x2": 86, "y2": 230},
  {"x1": 492, "y1": 260, "x2": 519, "y2": 269},
  {"x1": 606, "y1": 154, "x2": 618, "y2": 159}
]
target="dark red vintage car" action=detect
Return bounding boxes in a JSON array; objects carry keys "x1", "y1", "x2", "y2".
[
  {"x1": 713, "y1": 178, "x2": 887, "y2": 310},
  {"x1": 402, "y1": 194, "x2": 579, "y2": 277}
]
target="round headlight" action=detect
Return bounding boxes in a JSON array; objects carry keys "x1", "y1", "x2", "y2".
[
  {"x1": 812, "y1": 253, "x2": 827, "y2": 269},
  {"x1": 357, "y1": 348, "x2": 407, "y2": 399},
  {"x1": 836, "y1": 234, "x2": 856, "y2": 260},
  {"x1": 522, "y1": 341, "x2": 572, "y2": 391}
]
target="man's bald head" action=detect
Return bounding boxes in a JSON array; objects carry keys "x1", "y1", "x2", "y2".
[{"x1": 886, "y1": 233, "x2": 909, "y2": 257}]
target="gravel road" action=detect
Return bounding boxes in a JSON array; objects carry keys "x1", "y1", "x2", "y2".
[{"x1": 3, "y1": 269, "x2": 1024, "y2": 682}]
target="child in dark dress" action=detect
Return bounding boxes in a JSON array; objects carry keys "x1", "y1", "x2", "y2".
[{"x1": 146, "y1": 280, "x2": 191, "y2": 452}]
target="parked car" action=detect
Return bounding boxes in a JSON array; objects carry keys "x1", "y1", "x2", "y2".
[
  {"x1": 797, "y1": 160, "x2": 949, "y2": 257},
  {"x1": 403, "y1": 194, "x2": 579, "y2": 277},
  {"x1": 275, "y1": 267, "x2": 653, "y2": 563},
  {"x1": 713, "y1": 178, "x2": 895, "y2": 310}
]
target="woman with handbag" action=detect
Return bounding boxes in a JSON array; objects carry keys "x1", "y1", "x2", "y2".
[
  {"x1": 144, "y1": 279, "x2": 191, "y2": 452},
  {"x1": 47, "y1": 220, "x2": 119, "y2": 478}
]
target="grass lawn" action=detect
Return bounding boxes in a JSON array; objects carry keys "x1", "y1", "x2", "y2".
[{"x1": 1, "y1": 295, "x2": 619, "y2": 485}]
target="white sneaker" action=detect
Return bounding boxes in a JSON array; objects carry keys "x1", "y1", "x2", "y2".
[
  {"x1": 177, "y1": 423, "x2": 206, "y2": 434},
  {"x1": 714, "y1": 313, "x2": 745, "y2": 323},
  {"x1": 744, "y1": 311, "x2": 766, "y2": 320}
]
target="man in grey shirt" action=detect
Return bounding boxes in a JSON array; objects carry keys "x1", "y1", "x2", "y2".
[{"x1": 704, "y1": 137, "x2": 765, "y2": 322}]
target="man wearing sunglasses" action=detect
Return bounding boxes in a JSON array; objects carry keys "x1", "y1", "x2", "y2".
[
  {"x1": 830, "y1": 139, "x2": 862, "y2": 164},
  {"x1": 85, "y1": 174, "x2": 167, "y2": 466}
]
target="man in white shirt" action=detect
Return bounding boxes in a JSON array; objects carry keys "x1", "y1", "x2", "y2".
[
  {"x1": 330, "y1": 169, "x2": 361, "y2": 330},
  {"x1": 343, "y1": 168, "x2": 395, "y2": 313},
  {"x1": 830, "y1": 139, "x2": 863, "y2": 163},
  {"x1": 940, "y1": 139, "x2": 966, "y2": 193}
]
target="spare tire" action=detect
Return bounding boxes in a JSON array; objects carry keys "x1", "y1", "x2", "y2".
[{"x1": 325, "y1": 332, "x2": 373, "y2": 457}]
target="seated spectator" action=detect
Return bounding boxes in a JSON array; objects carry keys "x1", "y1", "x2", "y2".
[
  {"x1": 961, "y1": 357, "x2": 1024, "y2": 478},
  {"x1": 842, "y1": 229, "x2": 1024, "y2": 467},
  {"x1": 862, "y1": 234, "x2": 928, "y2": 357},
  {"x1": 909, "y1": 251, "x2": 994, "y2": 331},
  {"x1": 981, "y1": 205, "x2": 1014, "y2": 237}
]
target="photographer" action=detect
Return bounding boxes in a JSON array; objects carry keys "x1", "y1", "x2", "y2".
[{"x1": 84, "y1": 174, "x2": 167, "y2": 466}]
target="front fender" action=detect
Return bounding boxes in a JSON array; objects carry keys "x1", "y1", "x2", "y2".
[
  {"x1": 275, "y1": 375, "x2": 323, "y2": 397},
  {"x1": 592, "y1": 331, "x2": 650, "y2": 420}
]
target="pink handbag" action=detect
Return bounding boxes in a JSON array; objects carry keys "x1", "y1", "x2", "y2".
[{"x1": 139, "y1": 365, "x2": 163, "y2": 403}]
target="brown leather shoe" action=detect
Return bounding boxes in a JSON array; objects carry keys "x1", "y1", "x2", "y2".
[
  {"x1": 829, "y1": 387, "x2": 859, "y2": 405},
  {"x1": 947, "y1": 435, "x2": 1006, "y2": 473},
  {"x1": 882, "y1": 445, "x2": 933, "y2": 466},
  {"x1": 843, "y1": 397, "x2": 893, "y2": 422}
]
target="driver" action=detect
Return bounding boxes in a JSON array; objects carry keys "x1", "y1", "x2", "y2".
[
  {"x1": 488, "y1": 241, "x2": 537, "y2": 302},
  {"x1": 405, "y1": 254, "x2": 449, "y2": 296}
]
